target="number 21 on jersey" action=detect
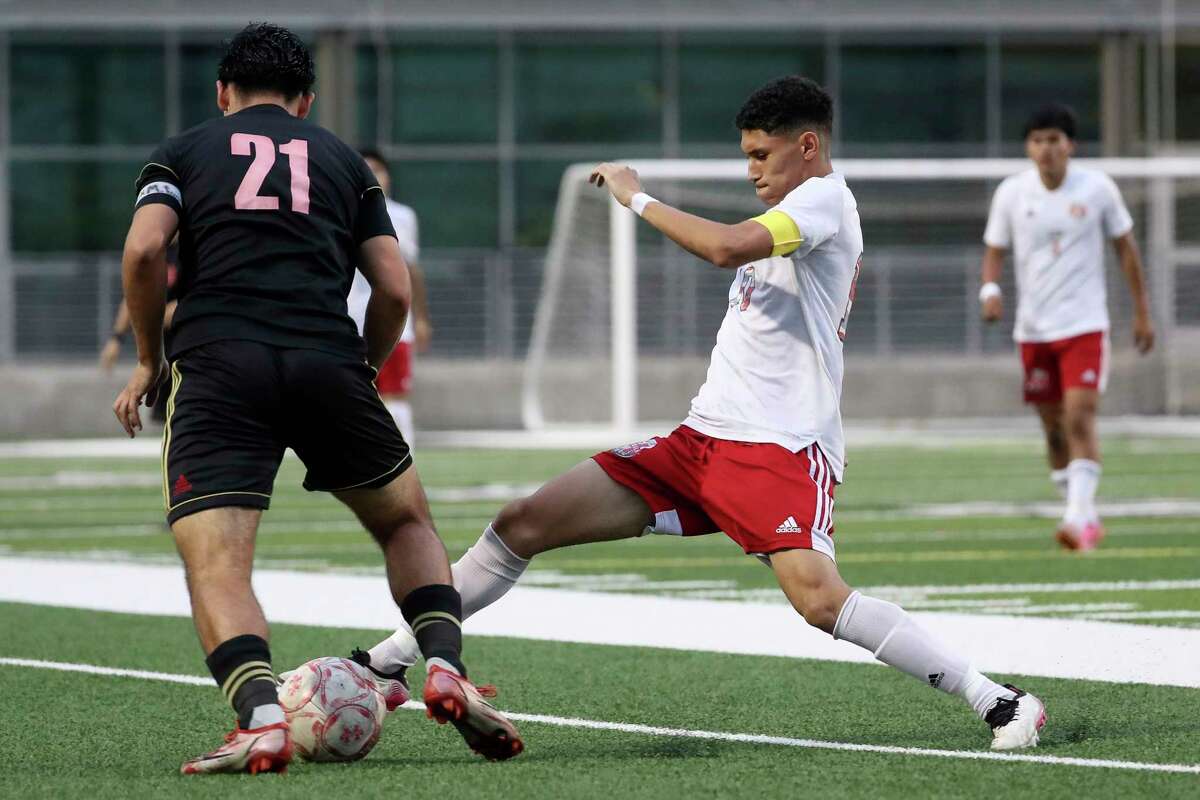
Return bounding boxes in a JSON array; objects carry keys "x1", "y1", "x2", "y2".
[
  {"x1": 837, "y1": 254, "x2": 862, "y2": 341},
  {"x1": 230, "y1": 133, "x2": 310, "y2": 214}
]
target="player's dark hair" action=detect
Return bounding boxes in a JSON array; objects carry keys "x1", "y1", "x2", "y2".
[
  {"x1": 1023, "y1": 103, "x2": 1077, "y2": 140},
  {"x1": 735, "y1": 75, "x2": 833, "y2": 137},
  {"x1": 359, "y1": 148, "x2": 390, "y2": 174},
  {"x1": 217, "y1": 22, "x2": 315, "y2": 100}
]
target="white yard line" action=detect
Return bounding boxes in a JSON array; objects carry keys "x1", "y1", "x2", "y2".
[
  {"x1": 2, "y1": 556, "x2": 1199, "y2": 689},
  {"x1": 0, "y1": 656, "x2": 1196, "y2": 775},
  {"x1": 861, "y1": 578, "x2": 1200, "y2": 596}
]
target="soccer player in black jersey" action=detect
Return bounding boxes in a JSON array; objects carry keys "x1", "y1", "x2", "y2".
[{"x1": 112, "y1": 23, "x2": 522, "y2": 773}]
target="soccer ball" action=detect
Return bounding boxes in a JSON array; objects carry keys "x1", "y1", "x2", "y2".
[{"x1": 277, "y1": 656, "x2": 385, "y2": 762}]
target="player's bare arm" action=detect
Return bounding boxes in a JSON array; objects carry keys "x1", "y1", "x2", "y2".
[
  {"x1": 1113, "y1": 233, "x2": 1154, "y2": 353},
  {"x1": 358, "y1": 233, "x2": 412, "y2": 370},
  {"x1": 980, "y1": 245, "x2": 1006, "y2": 322},
  {"x1": 112, "y1": 203, "x2": 177, "y2": 437},
  {"x1": 590, "y1": 163, "x2": 773, "y2": 268},
  {"x1": 409, "y1": 261, "x2": 434, "y2": 352}
]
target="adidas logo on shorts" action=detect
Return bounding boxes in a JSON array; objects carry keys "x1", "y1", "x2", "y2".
[{"x1": 776, "y1": 516, "x2": 803, "y2": 534}]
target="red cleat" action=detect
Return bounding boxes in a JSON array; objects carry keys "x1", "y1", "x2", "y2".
[
  {"x1": 423, "y1": 666, "x2": 524, "y2": 761},
  {"x1": 180, "y1": 721, "x2": 292, "y2": 775}
]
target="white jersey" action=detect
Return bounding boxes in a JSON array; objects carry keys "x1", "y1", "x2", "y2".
[
  {"x1": 683, "y1": 173, "x2": 863, "y2": 482},
  {"x1": 348, "y1": 198, "x2": 420, "y2": 343},
  {"x1": 983, "y1": 165, "x2": 1132, "y2": 343}
]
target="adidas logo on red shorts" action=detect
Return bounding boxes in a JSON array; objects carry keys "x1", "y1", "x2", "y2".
[{"x1": 776, "y1": 516, "x2": 803, "y2": 533}]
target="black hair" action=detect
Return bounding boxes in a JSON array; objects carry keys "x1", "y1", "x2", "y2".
[
  {"x1": 735, "y1": 75, "x2": 833, "y2": 137},
  {"x1": 217, "y1": 22, "x2": 315, "y2": 99},
  {"x1": 1023, "y1": 103, "x2": 1077, "y2": 140},
  {"x1": 359, "y1": 148, "x2": 390, "y2": 174}
]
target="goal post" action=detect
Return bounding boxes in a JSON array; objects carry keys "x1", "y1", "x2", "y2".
[{"x1": 522, "y1": 158, "x2": 1200, "y2": 433}]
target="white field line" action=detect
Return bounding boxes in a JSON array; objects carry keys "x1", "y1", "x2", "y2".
[
  {"x1": 2, "y1": 557, "x2": 1200, "y2": 689},
  {"x1": 1078, "y1": 610, "x2": 1200, "y2": 621},
  {"x1": 2, "y1": 656, "x2": 1196, "y2": 776},
  {"x1": 861, "y1": 578, "x2": 1200, "y2": 597}
]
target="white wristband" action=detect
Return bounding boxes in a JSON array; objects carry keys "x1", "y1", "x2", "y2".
[
  {"x1": 630, "y1": 192, "x2": 657, "y2": 217},
  {"x1": 979, "y1": 282, "x2": 1002, "y2": 303}
]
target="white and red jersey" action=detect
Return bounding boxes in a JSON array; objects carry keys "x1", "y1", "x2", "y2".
[
  {"x1": 348, "y1": 198, "x2": 420, "y2": 343},
  {"x1": 983, "y1": 165, "x2": 1133, "y2": 343},
  {"x1": 683, "y1": 172, "x2": 863, "y2": 482}
]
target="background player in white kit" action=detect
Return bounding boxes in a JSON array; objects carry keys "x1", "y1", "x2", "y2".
[
  {"x1": 328, "y1": 76, "x2": 1046, "y2": 751},
  {"x1": 348, "y1": 149, "x2": 433, "y2": 443},
  {"x1": 980, "y1": 104, "x2": 1154, "y2": 551}
]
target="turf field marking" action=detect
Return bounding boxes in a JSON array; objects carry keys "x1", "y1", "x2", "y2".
[
  {"x1": 861, "y1": 578, "x2": 1200, "y2": 596},
  {"x1": 1077, "y1": 610, "x2": 1200, "y2": 620},
  {"x1": 4, "y1": 557, "x2": 1200, "y2": 688},
  {"x1": 1, "y1": 656, "x2": 1197, "y2": 776},
  {"x1": 0, "y1": 657, "x2": 213, "y2": 686}
]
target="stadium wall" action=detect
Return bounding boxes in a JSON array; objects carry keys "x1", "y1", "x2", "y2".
[{"x1": 1, "y1": 354, "x2": 1188, "y2": 439}]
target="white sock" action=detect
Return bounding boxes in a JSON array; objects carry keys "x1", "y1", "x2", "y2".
[
  {"x1": 1050, "y1": 468, "x2": 1070, "y2": 500},
  {"x1": 833, "y1": 591, "x2": 1015, "y2": 719},
  {"x1": 247, "y1": 703, "x2": 285, "y2": 728},
  {"x1": 386, "y1": 399, "x2": 414, "y2": 445},
  {"x1": 367, "y1": 525, "x2": 531, "y2": 672},
  {"x1": 1064, "y1": 458, "x2": 1101, "y2": 525}
]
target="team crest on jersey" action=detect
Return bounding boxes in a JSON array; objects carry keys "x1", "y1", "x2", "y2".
[
  {"x1": 1069, "y1": 203, "x2": 1088, "y2": 218},
  {"x1": 732, "y1": 265, "x2": 756, "y2": 311},
  {"x1": 611, "y1": 438, "x2": 658, "y2": 459}
]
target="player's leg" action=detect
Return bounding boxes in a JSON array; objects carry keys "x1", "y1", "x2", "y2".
[
  {"x1": 1023, "y1": 341, "x2": 1070, "y2": 499},
  {"x1": 1034, "y1": 402, "x2": 1070, "y2": 499},
  {"x1": 1055, "y1": 332, "x2": 1107, "y2": 550},
  {"x1": 284, "y1": 349, "x2": 522, "y2": 758},
  {"x1": 377, "y1": 342, "x2": 414, "y2": 443},
  {"x1": 1058, "y1": 387, "x2": 1104, "y2": 548},
  {"x1": 769, "y1": 548, "x2": 1044, "y2": 749},
  {"x1": 164, "y1": 341, "x2": 292, "y2": 774},
  {"x1": 365, "y1": 457, "x2": 655, "y2": 672}
]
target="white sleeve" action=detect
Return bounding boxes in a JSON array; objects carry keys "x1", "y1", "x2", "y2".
[
  {"x1": 1100, "y1": 174, "x2": 1134, "y2": 239},
  {"x1": 983, "y1": 180, "x2": 1013, "y2": 249},
  {"x1": 772, "y1": 179, "x2": 842, "y2": 259}
]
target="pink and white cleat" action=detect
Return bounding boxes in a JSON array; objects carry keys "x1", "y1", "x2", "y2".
[
  {"x1": 180, "y1": 721, "x2": 292, "y2": 775},
  {"x1": 1056, "y1": 520, "x2": 1105, "y2": 551}
]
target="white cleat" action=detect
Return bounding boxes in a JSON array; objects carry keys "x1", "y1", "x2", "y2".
[{"x1": 985, "y1": 685, "x2": 1047, "y2": 751}]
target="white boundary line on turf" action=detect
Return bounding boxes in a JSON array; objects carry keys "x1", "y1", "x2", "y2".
[{"x1": 1, "y1": 657, "x2": 1196, "y2": 776}]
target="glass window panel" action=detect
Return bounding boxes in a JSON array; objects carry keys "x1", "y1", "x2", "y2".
[
  {"x1": 11, "y1": 44, "x2": 164, "y2": 145},
  {"x1": 180, "y1": 44, "x2": 225, "y2": 131},
  {"x1": 517, "y1": 41, "x2": 661, "y2": 143},
  {"x1": 11, "y1": 160, "x2": 142, "y2": 252},
  {"x1": 389, "y1": 161, "x2": 499, "y2": 248},
  {"x1": 388, "y1": 41, "x2": 498, "y2": 144},
  {"x1": 679, "y1": 38, "x2": 823, "y2": 143},
  {"x1": 841, "y1": 45, "x2": 986, "y2": 143},
  {"x1": 1175, "y1": 46, "x2": 1200, "y2": 141},
  {"x1": 356, "y1": 45, "x2": 380, "y2": 145},
  {"x1": 1001, "y1": 44, "x2": 1100, "y2": 143}
]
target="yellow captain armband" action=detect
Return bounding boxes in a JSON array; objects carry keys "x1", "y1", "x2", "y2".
[{"x1": 750, "y1": 210, "x2": 804, "y2": 257}]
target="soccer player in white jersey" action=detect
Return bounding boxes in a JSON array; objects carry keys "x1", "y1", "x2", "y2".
[
  {"x1": 347, "y1": 149, "x2": 433, "y2": 443},
  {"x1": 981, "y1": 104, "x2": 1154, "y2": 551},
  {"x1": 327, "y1": 77, "x2": 1046, "y2": 750}
]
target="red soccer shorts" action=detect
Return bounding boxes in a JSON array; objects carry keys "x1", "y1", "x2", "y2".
[
  {"x1": 375, "y1": 342, "x2": 413, "y2": 396},
  {"x1": 1019, "y1": 330, "x2": 1107, "y2": 404},
  {"x1": 592, "y1": 425, "x2": 837, "y2": 560}
]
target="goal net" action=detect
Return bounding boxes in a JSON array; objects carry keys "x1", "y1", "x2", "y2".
[{"x1": 522, "y1": 158, "x2": 1200, "y2": 432}]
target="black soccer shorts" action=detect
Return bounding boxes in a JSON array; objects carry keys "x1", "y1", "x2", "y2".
[{"x1": 161, "y1": 340, "x2": 412, "y2": 524}]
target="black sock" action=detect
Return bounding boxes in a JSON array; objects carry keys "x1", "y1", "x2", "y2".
[
  {"x1": 205, "y1": 634, "x2": 279, "y2": 728},
  {"x1": 400, "y1": 584, "x2": 466, "y2": 677}
]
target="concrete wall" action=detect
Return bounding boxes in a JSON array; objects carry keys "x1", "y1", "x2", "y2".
[{"x1": 0, "y1": 350, "x2": 1189, "y2": 439}]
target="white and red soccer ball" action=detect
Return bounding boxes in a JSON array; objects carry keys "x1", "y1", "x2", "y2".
[{"x1": 277, "y1": 656, "x2": 386, "y2": 762}]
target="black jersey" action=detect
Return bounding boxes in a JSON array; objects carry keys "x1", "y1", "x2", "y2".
[{"x1": 134, "y1": 104, "x2": 395, "y2": 360}]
